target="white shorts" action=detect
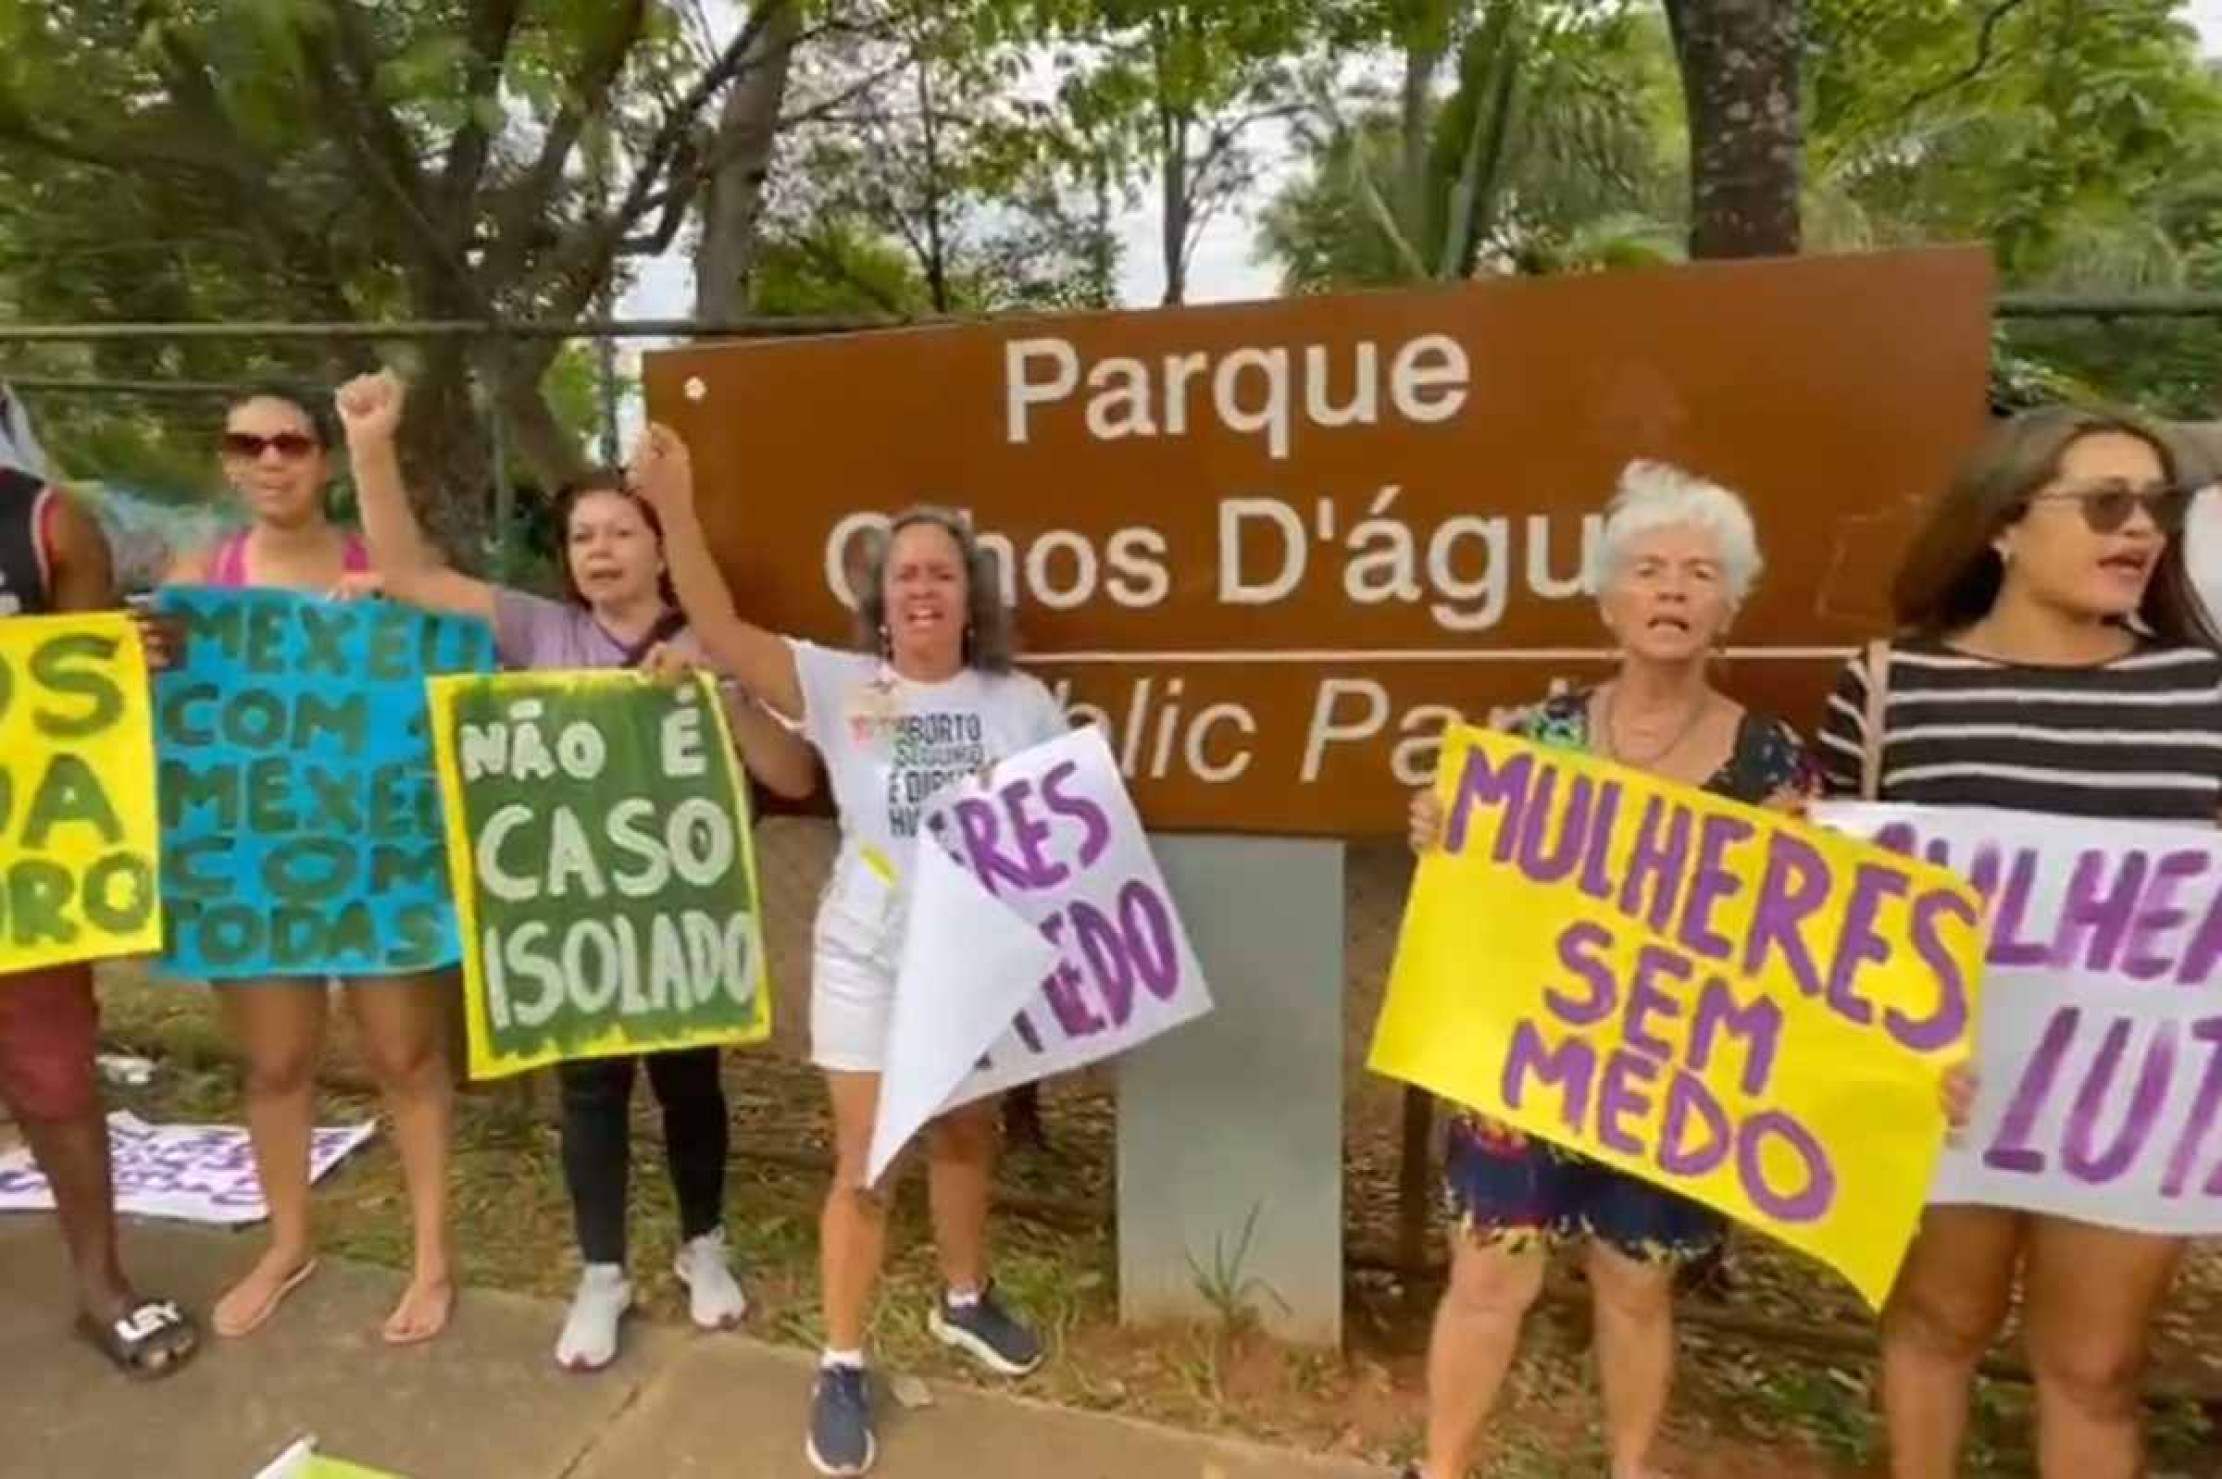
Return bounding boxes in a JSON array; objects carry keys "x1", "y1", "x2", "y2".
[{"x1": 809, "y1": 870, "x2": 901, "y2": 1074}]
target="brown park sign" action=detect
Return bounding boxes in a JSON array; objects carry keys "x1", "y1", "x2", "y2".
[{"x1": 643, "y1": 247, "x2": 1994, "y2": 836}]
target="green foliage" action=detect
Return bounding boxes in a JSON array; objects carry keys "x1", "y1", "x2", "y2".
[
  {"x1": 1259, "y1": 0, "x2": 1682, "y2": 291},
  {"x1": 756, "y1": 0, "x2": 1125, "y2": 314}
]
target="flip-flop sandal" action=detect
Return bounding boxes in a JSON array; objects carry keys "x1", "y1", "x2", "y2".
[
  {"x1": 79, "y1": 1298, "x2": 201, "y2": 1381},
  {"x1": 214, "y1": 1259, "x2": 318, "y2": 1339}
]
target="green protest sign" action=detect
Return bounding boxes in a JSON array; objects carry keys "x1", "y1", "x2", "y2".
[{"x1": 428, "y1": 671, "x2": 772, "y2": 1078}]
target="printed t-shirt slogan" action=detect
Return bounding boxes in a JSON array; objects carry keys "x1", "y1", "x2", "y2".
[
  {"x1": 0, "y1": 613, "x2": 162, "y2": 969},
  {"x1": 429, "y1": 670, "x2": 773, "y2": 1079},
  {"x1": 1370, "y1": 726, "x2": 1985, "y2": 1306},
  {"x1": 153, "y1": 587, "x2": 493, "y2": 978}
]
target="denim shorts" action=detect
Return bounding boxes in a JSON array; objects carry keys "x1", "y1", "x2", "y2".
[{"x1": 1442, "y1": 1114, "x2": 1725, "y2": 1264}]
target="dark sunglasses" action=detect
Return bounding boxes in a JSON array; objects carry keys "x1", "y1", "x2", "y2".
[
  {"x1": 220, "y1": 430, "x2": 319, "y2": 461},
  {"x1": 2026, "y1": 482, "x2": 2195, "y2": 535}
]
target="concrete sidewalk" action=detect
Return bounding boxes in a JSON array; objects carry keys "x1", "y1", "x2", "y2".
[{"x1": 0, "y1": 1218, "x2": 1380, "y2": 1478}]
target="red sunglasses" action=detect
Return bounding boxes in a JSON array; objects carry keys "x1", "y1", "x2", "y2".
[{"x1": 220, "y1": 431, "x2": 320, "y2": 461}]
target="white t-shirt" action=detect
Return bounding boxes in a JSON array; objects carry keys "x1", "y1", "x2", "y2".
[{"x1": 789, "y1": 640, "x2": 1068, "y2": 920}]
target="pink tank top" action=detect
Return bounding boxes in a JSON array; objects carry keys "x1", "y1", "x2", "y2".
[{"x1": 208, "y1": 528, "x2": 370, "y2": 587}]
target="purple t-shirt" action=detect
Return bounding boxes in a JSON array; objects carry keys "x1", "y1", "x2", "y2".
[{"x1": 492, "y1": 588, "x2": 704, "y2": 672}]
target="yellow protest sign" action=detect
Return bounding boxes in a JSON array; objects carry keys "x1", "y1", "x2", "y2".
[
  {"x1": 0, "y1": 613, "x2": 162, "y2": 972},
  {"x1": 1369, "y1": 725, "x2": 1985, "y2": 1306}
]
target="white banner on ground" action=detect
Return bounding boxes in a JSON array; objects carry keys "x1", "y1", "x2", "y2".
[
  {"x1": 0, "y1": 1112, "x2": 375, "y2": 1226},
  {"x1": 1817, "y1": 804, "x2": 2222, "y2": 1232},
  {"x1": 868, "y1": 725, "x2": 1215, "y2": 1182}
]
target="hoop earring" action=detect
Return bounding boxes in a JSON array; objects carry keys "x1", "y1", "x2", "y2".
[{"x1": 878, "y1": 624, "x2": 892, "y2": 661}]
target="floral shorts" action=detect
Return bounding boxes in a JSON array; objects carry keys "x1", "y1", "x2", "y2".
[{"x1": 1442, "y1": 1115, "x2": 1724, "y2": 1265}]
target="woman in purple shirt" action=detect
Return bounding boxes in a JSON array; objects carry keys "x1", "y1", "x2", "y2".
[{"x1": 337, "y1": 372, "x2": 815, "y2": 1372}]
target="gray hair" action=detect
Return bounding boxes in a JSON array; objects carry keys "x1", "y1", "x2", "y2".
[
  {"x1": 1587, "y1": 459, "x2": 1763, "y2": 606},
  {"x1": 853, "y1": 505, "x2": 1015, "y2": 673}
]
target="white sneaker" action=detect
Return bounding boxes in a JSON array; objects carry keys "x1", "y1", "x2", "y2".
[
  {"x1": 673, "y1": 1228, "x2": 748, "y2": 1331},
  {"x1": 555, "y1": 1264, "x2": 632, "y2": 1371}
]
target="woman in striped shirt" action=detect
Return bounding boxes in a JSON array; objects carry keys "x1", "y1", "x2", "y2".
[{"x1": 1816, "y1": 406, "x2": 2222, "y2": 1479}]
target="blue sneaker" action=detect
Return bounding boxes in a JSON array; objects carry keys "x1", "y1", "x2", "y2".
[
  {"x1": 927, "y1": 1283, "x2": 1043, "y2": 1377},
  {"x1": 806, "y1": 1364, "x2": 875, "y2": 1476}
]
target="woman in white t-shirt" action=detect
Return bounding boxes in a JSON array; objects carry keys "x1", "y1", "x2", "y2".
[{"x1": 630, "y1": 429, "x2": 1065, "y2": 1478}]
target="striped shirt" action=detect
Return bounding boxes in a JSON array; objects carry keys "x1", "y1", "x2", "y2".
[{"x1": 1815, "y1": 635, "x2": 2222, "y2": 822}]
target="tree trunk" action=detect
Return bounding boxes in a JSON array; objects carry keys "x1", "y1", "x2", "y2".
[
  {"x1": 1398, "y1": 36, "x2": 1443, "y2": 256},
  {"x1": 1160, "y1": 107, "x2": 1189, "y2": 306},
  {"x1": 396, "y1": 342, "x2": 496, "y2": 568},
  {"x1": 1663, "y1": 0, "x2": 1802, "y2": 259},
  {"x1": 693, "y1": 0, "x2": 802, "y2": 320}
]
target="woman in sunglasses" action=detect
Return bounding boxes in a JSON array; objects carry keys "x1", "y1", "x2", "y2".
[
  {"x1": 176, "y1": 388, "x2": 371, "y2": 588},
  {"x1": 1816, "y1": 407, "x2": 2222, "y2": 1478},
  {"x1": 164, "y1": 387, "x2": 448, "y2": 1347}
]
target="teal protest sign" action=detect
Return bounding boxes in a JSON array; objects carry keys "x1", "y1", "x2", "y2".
[
  {"x1": 153, "y1": 587, "x2": 493, "y2": 978},
  {"x1": 428, "y1": 670, "x2": 772, "y2": 1078}
]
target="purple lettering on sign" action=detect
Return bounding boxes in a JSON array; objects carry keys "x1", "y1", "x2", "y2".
[
  {"x1": 1035, "y1": 916, "x2": 1106, "y2": 1037},
  {"x1": 1576, "y1": 779, "x2": 1625, "y2": 904},
  {"x1": 1892, "y1": 887, "x2": 1977, "y2": 1053},
  {"x1": 1820, "y1": 861, "x2": 1910, "y2": 1028},
  {"x1": 1740, "y1": 832, "x2": 1830, "y2": 1001},
  {"x1": 1595, "y1": 1047, "x2": 1661, "y2": 1157},
  {"x1": 1736, "y1": 1111, "x2": 1836, "y2": 1223},
  {"x1": 2054, "y1": 849, "x2": 2148, "y2": 975},
  {"x1": 2160, "y1": 1017, "x2": 2222, "y2": 1198},
  {"x1": 1984, "y1": 1006, "x2": 2080, "y2": 1176},
  {"x1": 953, "y1": 798, "x2": 1034, "y2": 898},
  {"x1": 1446, "y1": 746, "x2": 1534, "y2": 862},
  {"x1": 997, "y1": 779, "x2": 1068, "y2": 889},
  {"x1": 1544, "y1": 920, "x2": 1618, "y2": 1027},
  {"x1": 1658, "y1": 1070, "x2": 1731, "y2": 1177},
  {"x1": 1687, "y1": 974, "x2": 1783, "y2": 1098},
  {"x1": 1621, "y1": 944, "x2": 1692, "y2": 1063},
  {"x1": 1038, "y1": 760, "x2": 1112, "y2": 870},
  {"x1": 1118, "y1": 881, "x2": 1181, "y2": 1001},
  {"x1": 1501, "y1": 1019, "x2": 1595, "y2": 1135},
  {"x1": 1617, "y1": 796, "x2": 1693, "y2": 935},
  {"x1": 2122, "y1": 848, "x2": 2210, "y2": 982},
  {"x1": 1069, "y1": 900, "x2": 1136, "y2": 1028},
  {"x1": 1513, "y1": 770, "x2": 1595, "y2": 885},
  {"x1": 2061, "y1": 1017, "x2": 2174, "y2": 1185},
  {"x1": 2177, "y1": 881, "x2": 2222, "y2": 988},
  {"x1": 1676, "y1": 812, "x2": 1753, "y2": 964},
  {"x1": 1988, "y1": 849, "x2": 2051, "y2": 968}
]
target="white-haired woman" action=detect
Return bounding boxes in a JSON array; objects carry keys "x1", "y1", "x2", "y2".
[{"x1": 1402, "y1": 462, "x2": 1818, "y2": 1479}]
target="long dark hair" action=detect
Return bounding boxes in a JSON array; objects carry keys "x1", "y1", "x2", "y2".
[
  {"x1": 1890, "y1": 405, "x2": 2219, "y2": 646},
  {"x1": 854, "y1": 506, "x2": 1014, "y2": 673},
  {"x1": 551, "y1": 469, "x2": 678, "y2": 611}
]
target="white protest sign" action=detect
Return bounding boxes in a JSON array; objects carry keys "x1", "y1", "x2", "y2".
[
  {"x1": 867, "y1": 725, "x2": 1214, "y2": 1182},
  {"x1": 1817, "y1": 803, "x2": 2222, "y2": 1231},
  {"x1": 0, "y1": 1113, "x2": 374, "y2": 1226}
]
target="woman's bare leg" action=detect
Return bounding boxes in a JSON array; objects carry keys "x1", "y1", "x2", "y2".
[
  {"x1": 1879, "y1": 1205, "x2": 2023, "y2": 1478},
  {"x1": 819, "y1": 1070, "x2": 887, "y2": 1352},
  {"x1": 1587, "y1": 1242, "x2": 1678, "y2": 1479},
  {"x1": 345, "y1": 972, "x2": 455, "y2": 1343},
  {"x1": 2022, "y1": 1216, "x2": 2183, "y2": 1479},
  {"x1": 1419, "y1": 1233, "x2": 1546, "y2": 1479},
  {"x1": 213, "y1": 981, "x2": 328, "y2": 1336}
]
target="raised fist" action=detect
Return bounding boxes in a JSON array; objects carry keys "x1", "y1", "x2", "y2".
[
  {"x1": 335, "y1": 370, "x2": 405, "y2": 442},
  {"x1": 626, "y1": 423, "x2": 694, "y2": 512}
]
